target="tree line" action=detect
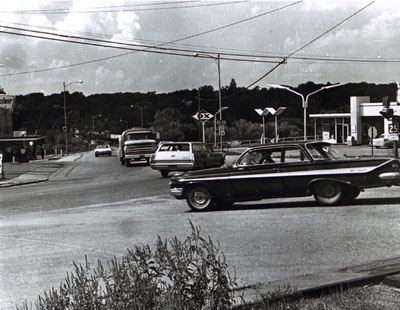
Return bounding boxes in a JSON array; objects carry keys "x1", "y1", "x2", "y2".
[{"x1": 6, "y1": 81, "x2": 398, "y2": 151}]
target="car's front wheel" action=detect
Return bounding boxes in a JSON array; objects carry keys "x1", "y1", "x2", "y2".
[
  {"x1": 160, "y1": 170, "x2": 169, "y2": 178},
  {"x1": 187, "y1": 186, "x2": 214, "y2": 212},
  {"x1": 313, "y1": 181, "x2": 343, "y2": 205}
]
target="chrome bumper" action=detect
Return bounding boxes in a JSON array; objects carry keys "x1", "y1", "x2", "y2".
[
  {"x1": 379, "y1": 172, "x2": 400, "y2": 180},
  {"x1": 170, "y1": 187, "x2": 183, "y2": 197}
]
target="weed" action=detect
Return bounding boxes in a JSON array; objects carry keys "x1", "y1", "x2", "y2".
[{"x1": 17, "y1": 221, "x2": 236, "y2": 310}]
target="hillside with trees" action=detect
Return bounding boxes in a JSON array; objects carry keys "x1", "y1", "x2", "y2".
[{"x1": 6, "y1": 81, "x2": 398, "y2": 152}]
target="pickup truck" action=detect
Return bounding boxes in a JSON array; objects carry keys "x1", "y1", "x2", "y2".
[{"x1": 150, "y1": 142, "x2": 225, "y2": 177}]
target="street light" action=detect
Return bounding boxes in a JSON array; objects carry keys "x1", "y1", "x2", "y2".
[
  {"x1": 266, "y1": 107, "x2": 286, "y2": 143},
  {"x1": 130, "y1": 105, "x2": 144, "y2": 127},
  {"x1": 266, "y1": 83, "x2": 343, "y2": 140},
  {"x1": 255, "y1": 107, "x2": 286, "y2": 143},
  {"x1": 194, "y1": 53, "x2": 223, "y2": 148},
  {"x1": 63, "y1": 80, "x2": 83, "y2": 155},
  {"x1": 120, "y1": 119, "x2": 128, "y2": 130},
  {"x1": 92, "y1": 114, "x2": 102, "y2": 132},
  {"x1": 255, "y1": 108, "x2": 269, "y2": 144},
  {"x1": 214, "y1": 107, "x2": 228, "y2": 148}
]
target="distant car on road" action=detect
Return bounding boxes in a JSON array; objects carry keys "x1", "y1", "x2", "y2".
[
  {"x1": 94, "y1": 144, "x2": 112, "y2": 157},
  {"x1": 170, "y1": 141, "x2": 400, "y2": 211},
  {"x1": 150, "y1": 142, "x2": 225, "y2": 177},
  {"x1": 372, "y1": 134, "x2": 398, "y2": 148}
]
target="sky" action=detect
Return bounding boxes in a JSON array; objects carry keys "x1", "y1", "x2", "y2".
[{"x1": 0, "y1": 0, "x2": 399, "y2": 96}]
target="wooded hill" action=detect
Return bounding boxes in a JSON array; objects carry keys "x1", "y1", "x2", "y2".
[{"x1": 10, "y1": 81, "x2": 398, "y2": 148}]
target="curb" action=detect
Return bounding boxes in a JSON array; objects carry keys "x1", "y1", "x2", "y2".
[
  {"x1": 0, "y1": 177, "x2": 48, "y2": 188},
  {"x1": 0, "y1": 154, "x2": 83, "y2": 187},
  {"x1": 233, "y1": 256, "x2": 400, "y2": 308}
]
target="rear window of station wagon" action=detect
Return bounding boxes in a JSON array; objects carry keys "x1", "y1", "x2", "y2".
[{"x1": 159, "y1": 143, "x2": 190, "y2": 152}]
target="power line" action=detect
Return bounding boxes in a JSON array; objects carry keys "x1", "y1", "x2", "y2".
[
  {"x1": 0, "y1": 1, "x2": 247, "y2": 14},
  {"x1": 0, "y1": 1, "x2": 301, "y2": 77},
  {"x1": 3, "y1": 20, "x2": 398, "y2": 64},
  {"x1": 246, "y1": 1, "x2": 376, "y2": 88}
]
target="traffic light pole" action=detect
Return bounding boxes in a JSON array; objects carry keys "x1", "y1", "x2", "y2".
[{"x1": 393, "y1": 116, "x2": 398, "y2": 159}]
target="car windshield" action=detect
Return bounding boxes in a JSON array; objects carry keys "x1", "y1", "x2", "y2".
[
  {"x1": 306, "y1": 143, "x2": 343, "y2": 160},
  {"x1": 126, "y1": 132, "x2": 155, "y2": 140}
]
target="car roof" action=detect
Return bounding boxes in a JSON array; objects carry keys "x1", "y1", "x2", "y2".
[{"x1": 247, "y1": 141, "x2": 331, "y2": 151}]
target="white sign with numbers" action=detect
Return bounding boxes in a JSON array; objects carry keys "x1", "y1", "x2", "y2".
[{"x1": 389, "y1": 123, "x2": 399, "y2": 134}]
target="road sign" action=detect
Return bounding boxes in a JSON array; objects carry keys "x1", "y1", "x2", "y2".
[
  {"x1": 389, "y1": 123, "x2": 399, "y2": 134},
  {"x1": 192, "y1": 110, "x2": 213, "y2": 122},
  {"x1": 218, "y1": 130, "x2": 225, "y2": 136},
  {"x1": 368, "y1": 126, "x2": 377, "y2": 139},
  {"x1": 216, "y1": 120, "x2": 226, "y2": 125}
]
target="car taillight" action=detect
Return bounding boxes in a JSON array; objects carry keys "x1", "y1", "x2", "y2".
[{"x1": 391, "y1": 161, "x2": 400, "y2": 170}]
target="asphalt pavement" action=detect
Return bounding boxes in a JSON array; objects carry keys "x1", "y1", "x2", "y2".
[{"x1": 2, "y1": 146, "x2": 400, "y2": 307}]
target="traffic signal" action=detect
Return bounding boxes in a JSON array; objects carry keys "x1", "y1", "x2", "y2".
[
  {"x1": 380, "y1": 96, "x2": 394, "y2": 120},
  {"x1": 380, "y1": 107, "x2": 394, "y2": 120}
]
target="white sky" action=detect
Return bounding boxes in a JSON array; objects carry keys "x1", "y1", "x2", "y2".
[{"x1": 0, "y1": 0, "x2": 399, "y2": 95}]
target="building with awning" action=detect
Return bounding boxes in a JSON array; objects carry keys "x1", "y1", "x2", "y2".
[
  {"x1": 0, "y1": 95, "x2": 46, "y2": 161},
  {"x1": 310, "y1": 96, "x2": 399, "y2": 145}
]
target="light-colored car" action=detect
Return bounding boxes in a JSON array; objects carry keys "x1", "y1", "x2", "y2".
[
  {"x1": 372, "y1": 134, "x2": 396, "y2": 148},
  {"x1": 94, "y1": 144, "x2": 112, "y2": 157},
  {"x1": 150, "y1": 142, "x2": 225, "y2": 177}
]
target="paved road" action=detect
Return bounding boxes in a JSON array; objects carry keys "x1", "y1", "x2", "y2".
[{"x1": 1, "y1": 148, "x2": 400, "y2": 309}]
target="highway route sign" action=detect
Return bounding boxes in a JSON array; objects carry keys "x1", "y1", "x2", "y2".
[{"x1": 389, "y1": 123, "x2": 399, "y2": 134}]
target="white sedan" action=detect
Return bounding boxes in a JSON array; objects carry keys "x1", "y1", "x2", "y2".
[
  {"x1": 372, "y1": 134, "x2": 396, "y2": 148},
  {"x1": 94, "y1": 144, "x2": 112, "y2": 157}
]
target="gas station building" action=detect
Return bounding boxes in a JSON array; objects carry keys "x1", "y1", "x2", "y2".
[{"x1": 310, "y1": 96, "x2": 399, "y2": 145}]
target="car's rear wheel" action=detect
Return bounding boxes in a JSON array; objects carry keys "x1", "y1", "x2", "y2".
[
  {"x1": 187, "y1": 186, "x2": 214, "y2": 212},
  {"x1": 313, "y1": 181, "x2": 343, "y2": 205},
  {"x1": 160, "y1": 170, "x2": 169, "y2": 178}
]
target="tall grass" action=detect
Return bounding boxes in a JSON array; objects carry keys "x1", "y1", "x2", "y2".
[{"x1": 17, "y1": 221, "x2": 236, "y2": 310}]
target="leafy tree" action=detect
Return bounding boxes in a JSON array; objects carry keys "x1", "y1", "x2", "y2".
[{"x1": 152, "y1": 108, "x2": 185, "y2": 141}]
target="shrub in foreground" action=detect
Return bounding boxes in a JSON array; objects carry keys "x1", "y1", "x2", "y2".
[{"x1": 18, "y1": 222, "x2": 236, "y2": 310}]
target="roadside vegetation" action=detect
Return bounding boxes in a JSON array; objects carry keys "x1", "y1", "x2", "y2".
[
  {"x1": 8, "y1": 82, "x2": 399, "y2": 153},
  {"x1": 17, "y1": 222, "x2": 400, "y2": 310}
]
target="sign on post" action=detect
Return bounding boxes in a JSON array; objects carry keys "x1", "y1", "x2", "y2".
[
  {"x1": 368, "y1": 126, "x2": 377, "y2": 139},
  {"x1": 192, "y1": 110, "x2": 213, "y2": 143},
  {"x1": 192, "y1": 110, "x2": 213, "y2": 122},
  {"x1": 389, "y1": 123, "x2": 399, "y2": 134}
]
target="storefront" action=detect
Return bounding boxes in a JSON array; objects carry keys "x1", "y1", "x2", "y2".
[
  {"x1": 0, "y1": 135, "x2": 46, "y2": 162},
  {"x1": 310, "y1": 96, "x2": 399, "y2": 145}
]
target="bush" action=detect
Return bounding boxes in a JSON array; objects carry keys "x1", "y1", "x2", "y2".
[{"x1": 18, "y1": 221, "x2": 236, "y2": 310}]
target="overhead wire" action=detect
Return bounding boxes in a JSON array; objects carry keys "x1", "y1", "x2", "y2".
[
  {"x1": 0, "y1": 1, "x2": 302, "y2": 77},
  {"x1": 0, "y1": 1, "x2": 247, "y2": 14},
  {"x1": 3, "y1": 19, "x2": 398, "y2": 65},
  {"x1": 246, "y1": 0, "x2": 376, "y2": 88}
]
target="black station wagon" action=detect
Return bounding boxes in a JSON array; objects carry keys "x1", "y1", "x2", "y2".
[{"x1": 169, "y1": 141, "x2": 400, "y2": 211}]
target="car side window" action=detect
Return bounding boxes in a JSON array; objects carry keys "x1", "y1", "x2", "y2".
[
  {"x1": 238, "y1": 147, "x2": 308, "y2": 166},
  {"x1": 192, "y1": 144, "x2": 202, "y2": 152},
  {"x1": 283, "y1": 147, "x2": 309, "y2": 163}
]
